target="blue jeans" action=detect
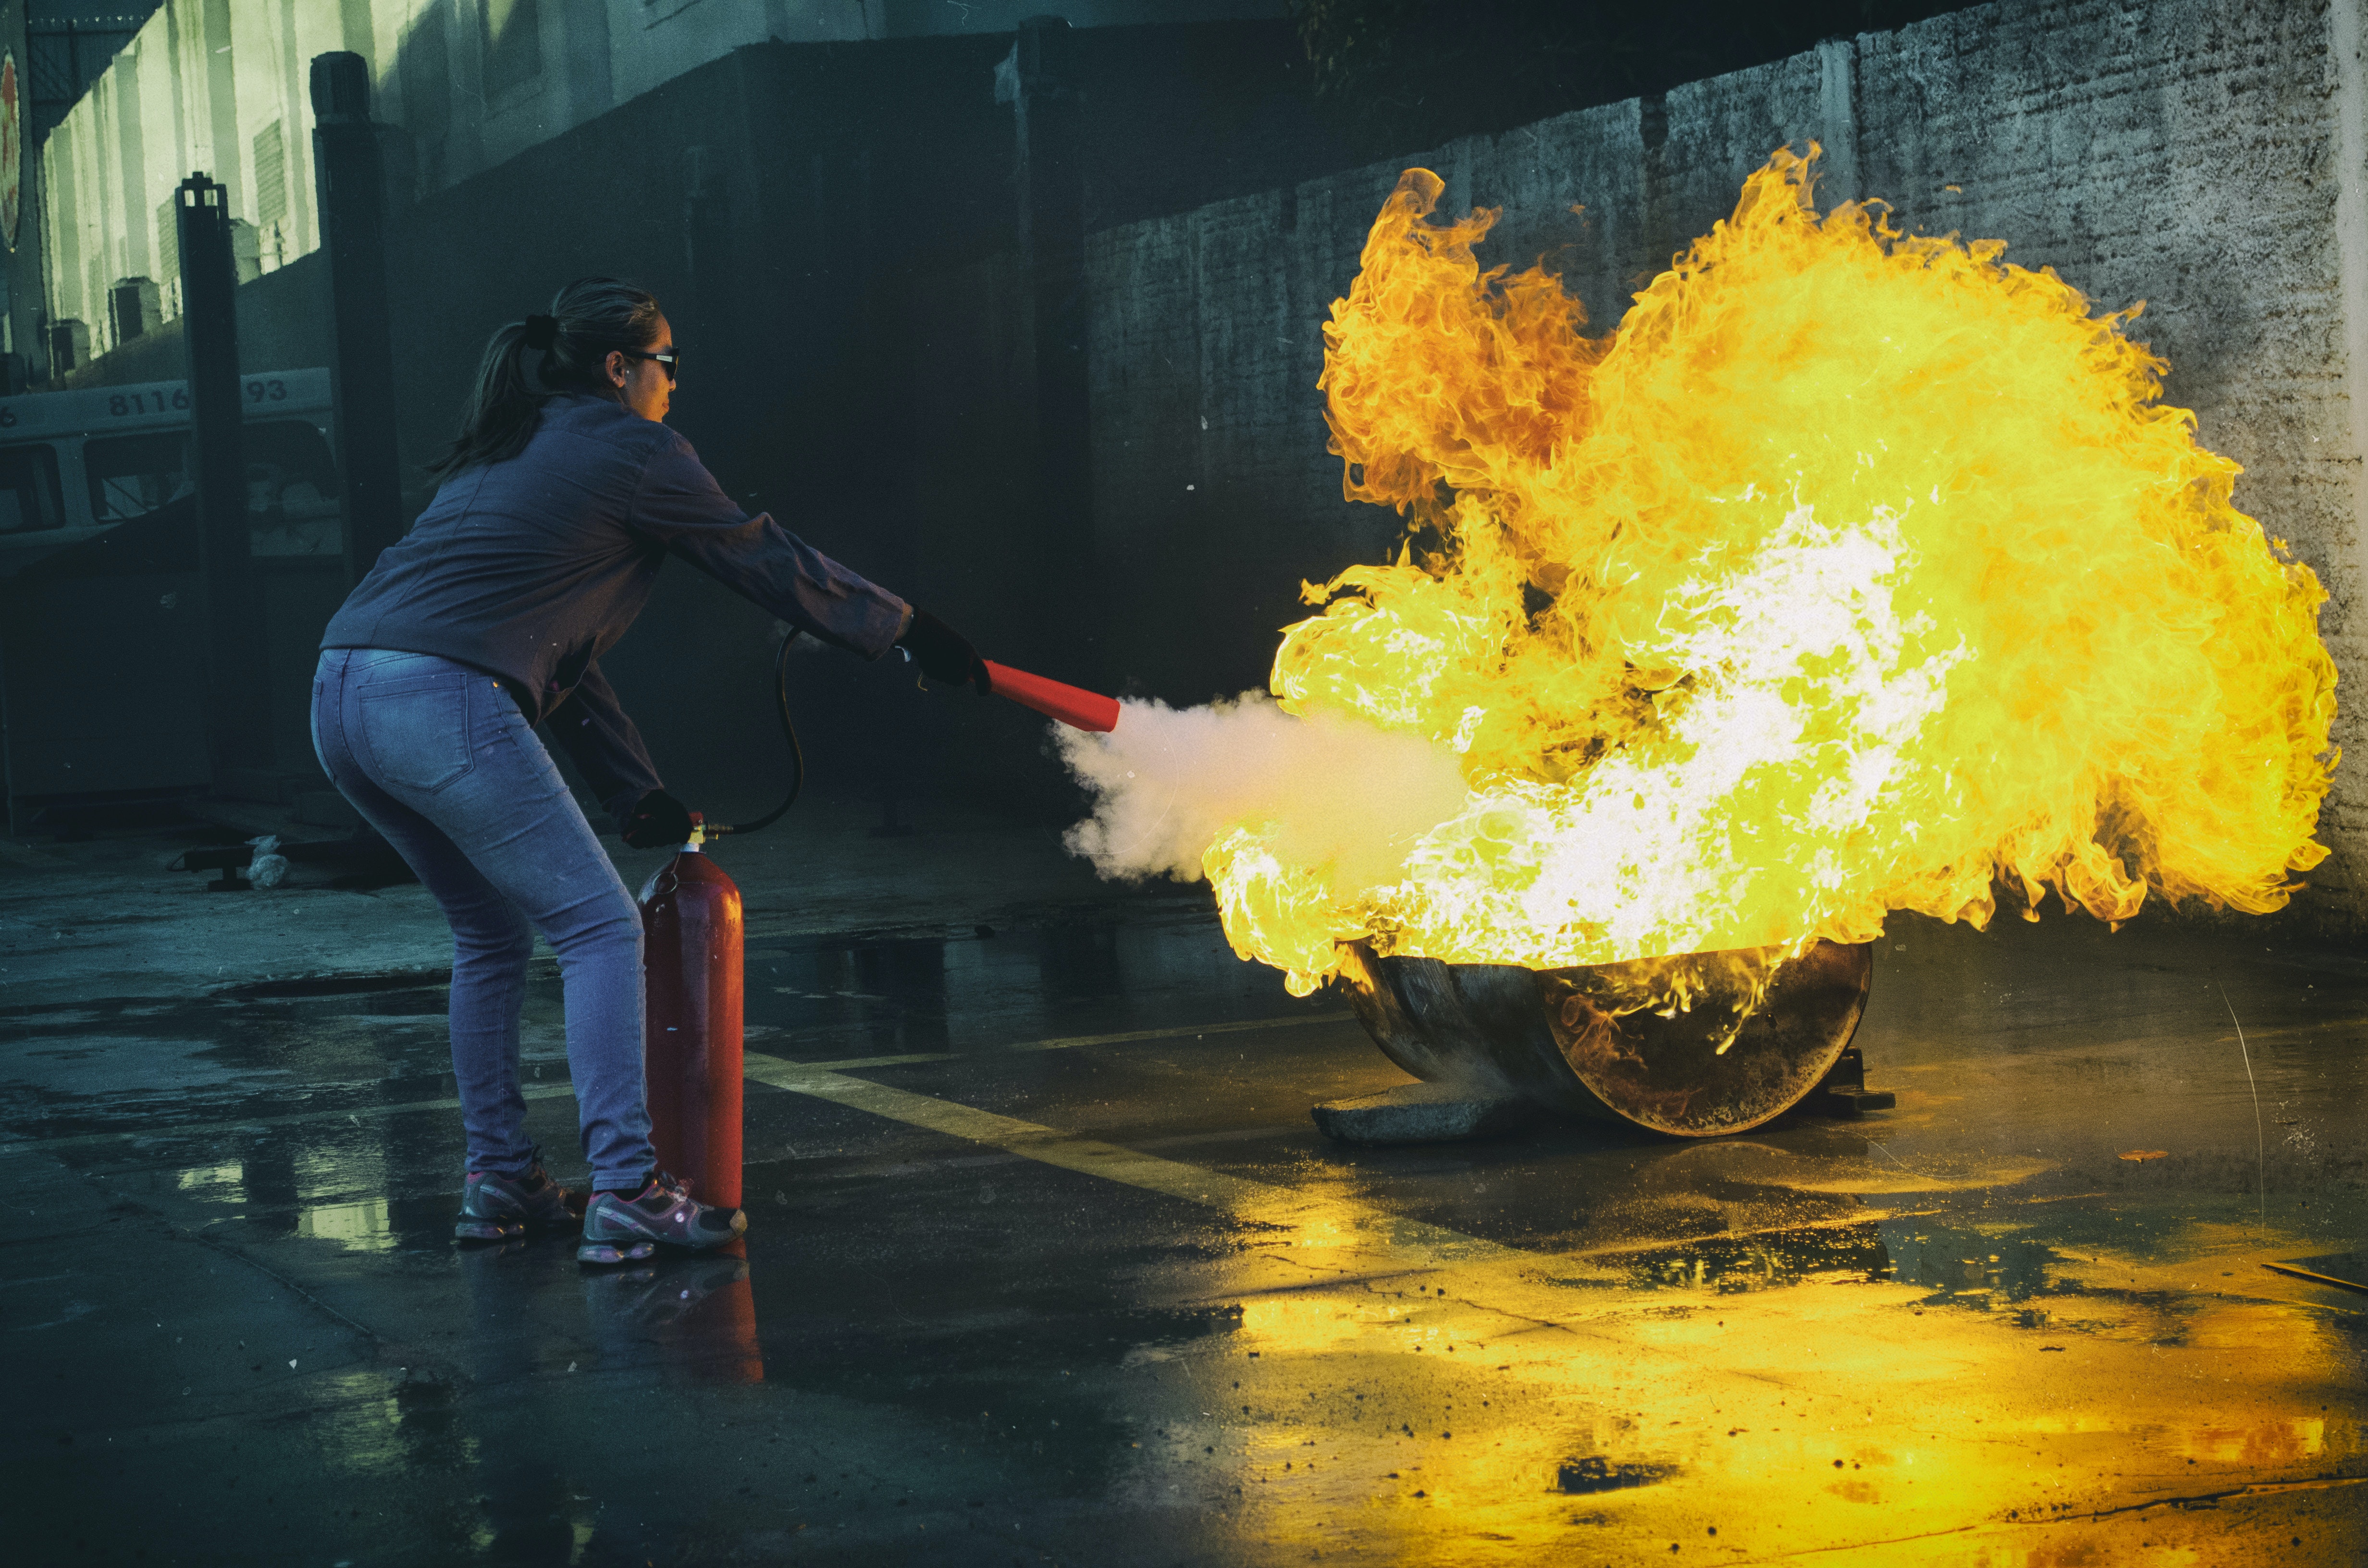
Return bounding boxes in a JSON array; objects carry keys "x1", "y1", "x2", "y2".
[{"x1": 311, "y1": 648, "x2": 656, "y2": 1191}]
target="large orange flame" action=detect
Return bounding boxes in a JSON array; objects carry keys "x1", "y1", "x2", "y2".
[{"x1": 1206, "y1": 147, "x2": 2337, "y2": 1003}]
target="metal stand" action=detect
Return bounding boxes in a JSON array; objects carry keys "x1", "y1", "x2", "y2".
[
  {"x1": 1310, "y1": 1081, "x2": 1544, "y2": 1145},
  {"x1": 1804, "y1": 1044, "x2": 1897, "y2": 1116},
  {"x1": 309, "y1": 52, "x2": 405, "y2": 583},
  {"x1": 177, "y1": 173, "x2": 268, "y2": 780}
]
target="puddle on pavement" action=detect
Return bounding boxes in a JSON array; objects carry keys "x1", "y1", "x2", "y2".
[
  {"x1": 2175, "y1": 1417, "x2": 2327, "y2": 1466},
  {"x1": 1592, "y1": 1216, "x2": 2071, "y2": 1302},
  {"x1": 2, "y1": 906, "x2": 1302, "y2": 1133},
  {"x1": 1604, "y1": 1222, "x2": 1895, "y2": 1294},
  {"x1": 1555, "y1": 1456, "x2": 1675, "y2": 1494},
  {"x1": 294, "y1": 1197, "x2": 397, "y2": 1250},
  {"x1": 743, "y1": 907, "x2": 1308, "y2": 1058},
  {"x1": 1880, "y1": 1224, "x2": 2055, "y2": 1301}
]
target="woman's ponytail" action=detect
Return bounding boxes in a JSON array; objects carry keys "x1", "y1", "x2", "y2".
[
  {"x1": 426, "y1": 278, "x2": 664, "y2": 480},
  {"x1": 425, "y1": 320, "x2": 540, "y2": 479}
]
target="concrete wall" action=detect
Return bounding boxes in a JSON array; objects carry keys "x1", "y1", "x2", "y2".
[{"x1": 1078, "y1": 0, "x2": 2368, "y2": 929}]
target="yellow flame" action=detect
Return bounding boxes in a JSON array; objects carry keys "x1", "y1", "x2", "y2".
[{"x1": 1208, "y1": 147, "x2": 2337, "y2": 997}]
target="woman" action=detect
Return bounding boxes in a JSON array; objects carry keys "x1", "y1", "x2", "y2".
[{"x1": 314, "y1": 277, "x2": 985, "y2": 1265}]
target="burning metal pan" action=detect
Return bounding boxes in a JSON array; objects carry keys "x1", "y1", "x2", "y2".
[{"x1": 1320, "y1": 939, "x2": 1883, "y2": 1142}]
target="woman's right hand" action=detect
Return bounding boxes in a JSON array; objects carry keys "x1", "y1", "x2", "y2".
[
  {"x1": 621, "y1": 790, "x2": 696, "y2": 848},
  {"x1": 896, "y1": 607, "x2": 990, "y2": 694}
]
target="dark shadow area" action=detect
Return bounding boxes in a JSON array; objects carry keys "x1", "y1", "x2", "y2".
[{"x1": 1289, "y1": 0, "x2": 1990, "y2": 160}]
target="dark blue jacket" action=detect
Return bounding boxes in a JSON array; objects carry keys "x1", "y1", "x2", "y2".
[{"x1": 323, "y1": 393, "x2": 908, "y2": 823}]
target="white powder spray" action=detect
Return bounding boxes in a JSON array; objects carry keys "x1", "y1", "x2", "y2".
[{"x1": 1057, "y1": 691, "x2": 1468, "y2": 890}]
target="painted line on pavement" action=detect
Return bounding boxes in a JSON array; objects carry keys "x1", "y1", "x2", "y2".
[{"x1": 740, "y1": 1049, "x2": 1523, "y2": 1270}]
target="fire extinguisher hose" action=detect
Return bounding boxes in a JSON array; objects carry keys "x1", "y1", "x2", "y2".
[{"x1": 703, "y1": 630, "x2": 804, "y2": 839}]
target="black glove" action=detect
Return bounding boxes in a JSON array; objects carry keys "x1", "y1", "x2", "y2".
[
  {"x1": 620, "y1": 789, "x2": 696, "y2": 848},
  {"x1": 896, "y1": 606, "x2": 989, "y2": 694}
]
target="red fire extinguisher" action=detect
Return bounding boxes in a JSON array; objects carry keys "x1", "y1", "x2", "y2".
[
  {"x1": 638, "y1": 813, "x2": 744, "y2": 1211},
  {"x1": 636, "y1": 635, "x2": 1117, "y2": 1215}
]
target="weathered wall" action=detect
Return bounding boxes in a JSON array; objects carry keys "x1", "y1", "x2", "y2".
[{"x1": 1081, "y1": 0, "x2": 2368, "y2": 929}]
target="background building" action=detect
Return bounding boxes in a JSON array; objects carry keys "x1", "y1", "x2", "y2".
[{"x1": 30, "y1": 0, "x2": 1289, "y2": 368}]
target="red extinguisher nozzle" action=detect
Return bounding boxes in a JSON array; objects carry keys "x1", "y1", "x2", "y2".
[{"x1": 982, "y1": 661, "x2": 1120, "y2": 733}]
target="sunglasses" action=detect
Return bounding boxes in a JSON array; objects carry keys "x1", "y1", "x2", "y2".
[{"x1": 618, "y1": 347, "x2": 681, "y2": 383}]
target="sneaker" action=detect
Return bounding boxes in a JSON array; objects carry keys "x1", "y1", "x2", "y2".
[
  {"x1": 577, "y1": 1170, "x2": 746, "y2": 1265},
  {"x1": 455, "y1": 1157, "x2": 574, "y2": 1242}
]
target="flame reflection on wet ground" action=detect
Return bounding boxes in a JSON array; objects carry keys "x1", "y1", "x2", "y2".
[{"x1": 2, "y1": 903, "x2": 2362, "y2": 1563}]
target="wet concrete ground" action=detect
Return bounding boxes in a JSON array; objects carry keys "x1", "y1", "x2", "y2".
[{"x1": 3, "y1": 816, "x2": 2365, "y2": 1564}]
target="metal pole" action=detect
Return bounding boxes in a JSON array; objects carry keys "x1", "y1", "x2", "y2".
[
  {"x1": 0, "y1": 632, "x2": 18, "y2": 837},
  {"x1": 309, "y1": 52, "x2": 403, "y2": 584},
  {"x1": 1013, "y1": 15, "x2": 1095, "y2": 678},
  {"x1": 177, "y1": 172, "x2": 267, "y2": 779}
]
